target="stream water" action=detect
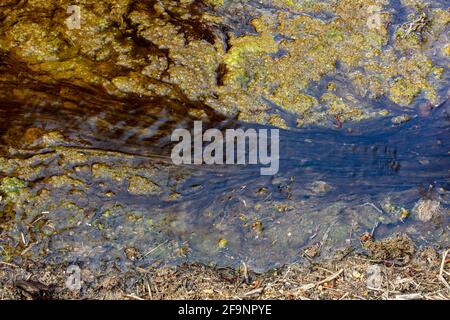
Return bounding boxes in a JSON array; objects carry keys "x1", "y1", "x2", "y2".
[
  {"x1": 0, "y1": 0, "x2": 449, "y2": 273},
  {"x1": 0, "y1": 74, "x2": 448, "y2": 271}
]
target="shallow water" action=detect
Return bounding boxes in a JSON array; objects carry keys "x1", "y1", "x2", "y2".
[
  {"x1": 0, "y1": 0, "x2": 449, "y2": 272},
  {"x1": 0, "y1": 81, "x2": 448, "y2": 271}
]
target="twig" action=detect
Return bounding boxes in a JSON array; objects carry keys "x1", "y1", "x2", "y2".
[
  {"x1": 361, "y1": 202, "x2": 383, "y2": 214},
  {"x1": 124, "y1": 294, "x2": 144, "y2": 300},
  {"x1": 144, "y1": 240, "x2": 169, "y2": 257},
  {"x1": 241, "y1": 261, "x2": 250, "y2": 284},
  {"x1": 146, "y1": 278, "x2": 153, "y2": 300},
  {"x1": 395, "y1": 293, "x2": 423, "y2": 300},
  {"x1": 316, "y1": 269, "x2": 344, "y2": 286},
  {"x1": 298, "y1": 269, "x2": 344, "y2": 291},
  {"x1": 21, "y1": 243, "x2": 36, "y2": 256},
  {"x1": 438, "y1": 249, "x2": 450, "y2": 292},
  {"x1": 0, "y1": 261, "x2": 18, "y2": 268},
  {"x1": 339, "y1": 292, "x2": 349, "y2": 300},
  {"x1": 371, "y1": 222, "x2": 380, "y2": 237},
  {"x1": 242, "y1": 287, "x2": 264, "y2": 297}
]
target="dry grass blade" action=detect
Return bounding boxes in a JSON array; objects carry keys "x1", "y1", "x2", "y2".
[{"x1": 438, "y1": 249, "x2": 450, "y2": 292}]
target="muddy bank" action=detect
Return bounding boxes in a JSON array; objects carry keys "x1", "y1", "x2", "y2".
[{"x1": 0, "y1": 234, "x2": 449, "y2": 300}]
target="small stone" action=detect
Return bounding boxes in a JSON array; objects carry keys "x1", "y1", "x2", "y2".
[
  {"x1": 391, "y1": 114, "x2": 411, "y2": 124},
  {"x1": 251, "y1": 220, "x2": 264, "y2": 234},
  {"x1": 304, "y1": 244, "x2": 320, "y2": 258},
  {"x1": 124, "y1": 247, "x2": 140, "y2": 261},
  {"x1": 104, "y1": 191, "x2": 114, "y2": 198},
  {"x1": 218, "y1": 238, "x2": 228, "y2": 248},
  {"x1": 255, "y1": 187, "x2": 268, "y2": 196},
  {"x1": 443, "y1": 44, "x2": 450, "y2": 57},
  {"x1": 412, "y1": 199, "x2": 443, "y2": 222},
  {"x1": 309, "y1": 181, "x2": 331, "y2": 194},
  {"x1": 418, "y1": 103, "x2": 433, "y2": 117}
]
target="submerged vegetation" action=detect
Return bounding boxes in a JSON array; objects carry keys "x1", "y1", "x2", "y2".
[
  {"x1": 0, "y1": 0, "x2": 449, "y2": 127},
  {"x1": 0, "y1": 0, "x2": 448, "y2": 299}
]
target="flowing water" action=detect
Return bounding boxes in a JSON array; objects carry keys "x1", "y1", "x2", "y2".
[{"x1": 0, "y1": 0, "x2": 449, "y2": 272}]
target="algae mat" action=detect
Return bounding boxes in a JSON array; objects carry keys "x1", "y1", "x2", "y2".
[{"x1": 0, "y1": 0, "x2": 449, "y2": 273}]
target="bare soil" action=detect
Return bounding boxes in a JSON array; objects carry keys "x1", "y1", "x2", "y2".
[{"x1": 1, "y1": 234, "x2": 448, "y2": 300}]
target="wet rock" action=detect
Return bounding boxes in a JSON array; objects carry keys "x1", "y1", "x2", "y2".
[
  {"x1": 124, "y1": 247, "x2": 140, "y2": 261},
  {"x1": 391, "y1": 114, "x2": 412, "y2": 124},
  {"x1": 15, "y1": 280, "x2": 53, "y2": 300},
  {"x1": 412, "y1": 199, "x2": 443, "y2": 222},
  {"x1": 309, "y1": 181, "x2": 331, "y2": 194},
  {"x1": 418, "y1": 157, "x2": 430, "y2": 165},
  {"x1": 303, "y1": 244, "x2": 321, "y2": 259},
  {"x1": 251, "y1": 220, "x2": 264, "y2": 234}
]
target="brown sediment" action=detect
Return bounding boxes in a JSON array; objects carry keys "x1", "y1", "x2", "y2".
[{"x1": 0, "y1": 237, "x2": 448, "y2": 300}]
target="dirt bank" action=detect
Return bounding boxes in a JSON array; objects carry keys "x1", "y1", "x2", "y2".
[{"x1": 1, "y1": 234, "x2": 448, "y2": 300}]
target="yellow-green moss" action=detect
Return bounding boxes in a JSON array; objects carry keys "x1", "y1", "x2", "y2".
[
  {"x1": 0, "y1": 177, "x2": 28, "y2": 194},
  {"x1": 0, "y1": 0, "x2": 446, "y2": 129},
  {"x1": 203, "y1": 0, "x2": 224, "y2": 7},
  {"x1": 128, "y1": 176, "x2": 161, "y2": 196}
]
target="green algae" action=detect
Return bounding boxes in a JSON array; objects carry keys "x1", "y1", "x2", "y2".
[
  {"x1": 0, "y1": 0, "x2": 449, "y2": 271},
  {"x1": 128, "y1": 176, "x2": 161, "y2": 196},
  {"x1": 0, "y1": 0, "x2": 448, "y2": 128},
  {"x1": 0, "y1": 177, "x2": 28, "y2": 195},
  {"x1": 203, "y1": 0, "x2": 225, "y2": 7}
]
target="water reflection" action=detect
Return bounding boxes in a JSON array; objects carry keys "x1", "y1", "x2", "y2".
[{"x1": 0, "y1": 72, "x2": 448, "y2": 271}]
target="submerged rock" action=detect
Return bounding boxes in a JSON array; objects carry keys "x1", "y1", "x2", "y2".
[
  {"x1": 412, "y1": 199, "x2": 443, "y2": 222},
  {"x1": 391, "y1": 114, "x2": 412, "y2": 124},
  {"x1": 309, "y1": 181, "x2": 331, "y2": 194}
]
